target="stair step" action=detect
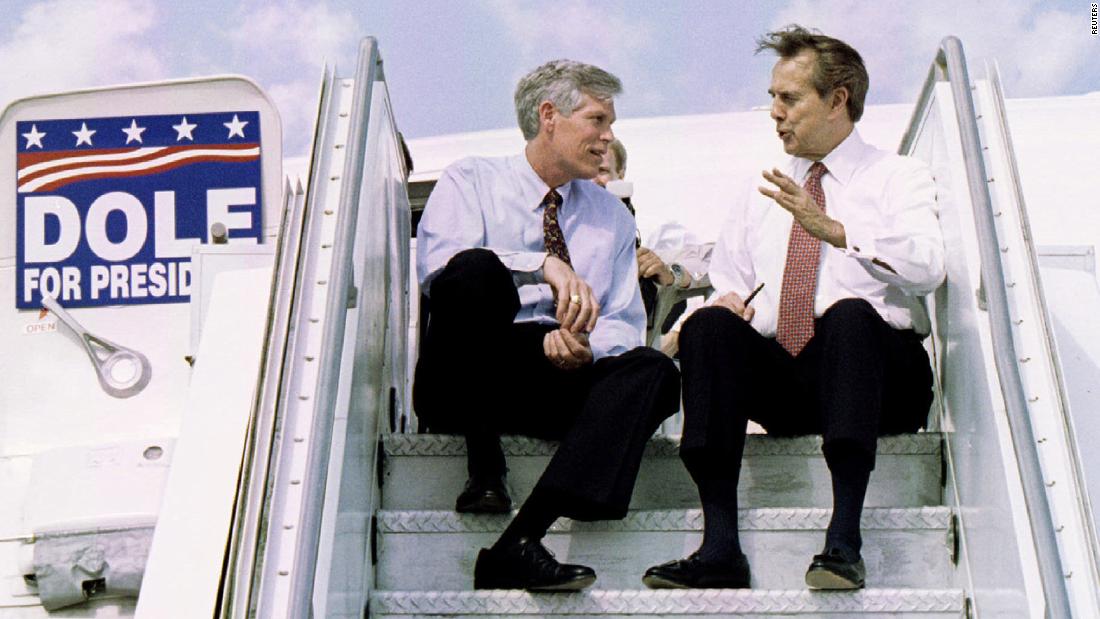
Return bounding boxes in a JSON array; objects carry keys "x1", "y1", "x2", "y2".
[
  {"x1": 376, "y1": 507, "x2": 953, "y2": 591},
  {"x1": 369, "y1": 588, "x2": 966, "y2": 617},
  {"x1": 381, "y1": 433, "x2": 943, "y2": 510}
]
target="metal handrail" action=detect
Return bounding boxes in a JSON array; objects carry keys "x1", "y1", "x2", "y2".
[
  {"x1": 222, "y1": 39, "x2": 384, "y2": 617},
  {"x1": 900, "y1": 36, "x2": 1072, "y2": 618},
  {"x1": 221, "y1": 177, "x2": 308, "y2": 617},
  {"x1": 281, "y1": 39, "x2": 381, "y2": 617},
  {"x1": 986, "y1": 62, "x2": 1100, "y2": 595}
]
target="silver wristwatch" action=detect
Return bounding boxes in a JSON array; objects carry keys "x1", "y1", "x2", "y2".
[{"x1": 670, "y1": 263, "x2": 687, "y2": 288}]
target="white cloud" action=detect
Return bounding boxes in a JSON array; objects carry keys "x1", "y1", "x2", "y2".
[
  {"x1": 486, "y1": 0, "x2": 653, "y2": 81},
  {"x1": 0, "y1": 0, "x2": 164, "y2": 110},
  {"x1": 221, "y1": 0, "x2": 359, "y2": 155},
  {"x1": 997, "y1": 8, "x2": 1085, "y2": 96},
  {"x1": 769, "y1": 0, "x2": 1089, "y2": 102},
  {"x1": 267, "y1": 78, "x2": 324, "y2": 158},
  {"x1": 224, "y1": 0, "x2": 358, "y2": 70}
]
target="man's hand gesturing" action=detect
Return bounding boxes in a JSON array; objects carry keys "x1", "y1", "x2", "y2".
[
  {"x1": 759, "y1": 168, "x2": 846, "y2": 248},
  {"x1": 543, "y1": 255, "x2": 599, "y2": 333}
]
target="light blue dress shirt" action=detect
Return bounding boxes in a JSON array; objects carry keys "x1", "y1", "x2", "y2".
[{"x1": 417, "y1": 153, "x2": 645, "y2": 360}]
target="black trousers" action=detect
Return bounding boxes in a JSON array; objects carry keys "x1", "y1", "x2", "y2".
[
  {"x1": 414, "y1": 248, "x2": 681, "y2": 521},
  {"x1": 678, "y1": 298, "x2": 933, "y2": 481}
]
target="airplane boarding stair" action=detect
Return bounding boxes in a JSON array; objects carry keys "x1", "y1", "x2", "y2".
[
  {"x1": 223, "y1": 37, "x2": 1100, "y2": 618},
  {"x1": 369, "y1": 433, "x2": 961, "y2": 617}
]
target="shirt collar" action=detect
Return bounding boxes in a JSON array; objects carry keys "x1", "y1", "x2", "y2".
[
  {"x1": 791, "y1": 128, "x2": 867, "y2": 187},
  {"x1": 512, "y1": 152, "x2": 574, "y2": 211}
]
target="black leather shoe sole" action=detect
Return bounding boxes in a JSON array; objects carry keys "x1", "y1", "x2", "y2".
[
  {"x1": 527, "y1": 572, "x2": 597, "y2": 592},
  {"x1": 805, "y1": 555, "x2": 865, "y2": 590},
  {"x1": 474, "y1": 571, "x2": 596, "y2": 591},
  {"x1": 455, "y1": 489, "x2": 511, "y2": 514},
  {"x1": 641, "y1": 572, "x2": 692, "y2": 589},
  {"x1": 473, "y1": 547, "x2": 597, "y2": 591},
  {"x1": 641, "y1": 572, "x2": 750, "y2": 590},
  {"x1": 642, "y1": 554, "x2": 751, "y2": 589}
]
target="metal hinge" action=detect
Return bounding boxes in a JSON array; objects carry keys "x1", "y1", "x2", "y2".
[
  {"x1": 388, "y1": 387, "x2": 397, "y2": 433},
  {"x1": 376, "y1": 436, "x2": 385, "y2": 490},
  {"x1": 940, "y1": 436, "x2": 948, "y2": 492},
  {"x1": 950, "y1": 513, "x2": 961, "y2": 566},
  {"x1": 370, "y1": 514, "x2": 379, "y2": 566}
]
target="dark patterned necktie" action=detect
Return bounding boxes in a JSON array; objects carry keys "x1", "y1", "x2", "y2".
[
  {"x1": 776, "y1": 161, "x2": 828, "y2": 356},
  {"x1": 542, "y1": 189, "x2": 572, "y2": 267}
]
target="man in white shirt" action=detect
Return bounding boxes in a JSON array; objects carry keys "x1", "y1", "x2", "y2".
[
  {"x1": 644, "y1": 26, "x2": 945, "y2": 591},
  {"x1": 415, "y1": 60, "x2": 679, "y2": 592}
]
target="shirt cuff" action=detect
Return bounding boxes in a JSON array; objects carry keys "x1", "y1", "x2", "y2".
[
  {"x1": 841, "y1": 220, "x2": 877, "y2": 260},
  {"x1": 498, "y1": 250, "x2": 547, "y2": 272},
  {"x1": 681, "y1": 264, "x2": 710, "y2": 290},
  {"x1": 504, "y1": 251, "x2": 549, "y2": 286},
  {"x1": 512, "y1": 266, "x2": 545, "y2": 287}
]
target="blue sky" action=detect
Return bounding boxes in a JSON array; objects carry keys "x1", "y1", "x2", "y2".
[{"x1": 2, "y1": 0, "x2": 1098, "y2": 156}]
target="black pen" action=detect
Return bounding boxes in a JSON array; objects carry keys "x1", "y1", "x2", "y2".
[{"x1": 743, "y1": 282, "x2": 765, "y2": 305}]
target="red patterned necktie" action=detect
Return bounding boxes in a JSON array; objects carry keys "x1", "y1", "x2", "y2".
[
  {"x1": 542, "y1": 189, "x2": 572, "y2": 267},
  {"x1": 776, "y1": 161, "x2": 828, "y2": 356}
]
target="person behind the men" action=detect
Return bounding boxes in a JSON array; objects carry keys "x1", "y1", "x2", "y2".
[
  {"x1": 415, "y1": 59, "x2": 680, "y2": 591},
  {"x1": 643, "y1": 25, "x2": 945, "y2": 590},
  {"x1": 594, "y1": 139, "x2": 712, "y2": 339}
]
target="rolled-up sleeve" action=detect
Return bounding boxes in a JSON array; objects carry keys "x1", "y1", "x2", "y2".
[{"x1": 840, "y1": 158, "x2": 945, "y2": 295}]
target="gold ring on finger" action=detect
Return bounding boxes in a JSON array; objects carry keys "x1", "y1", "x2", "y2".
[{"x1": 569, "y1": 294, "x2": 581, "y2": 305}]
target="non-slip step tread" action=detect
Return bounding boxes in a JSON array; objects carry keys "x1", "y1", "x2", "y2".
[
  {"x1": 384, "y1": 433, "x2": 942, "y2": 458},
  {"x1": 369, "y1": 588, "x2": 966, "y2": 615},
  {"x1": 375, "y1": 507, "x2": 954, "y2": 591},
  {"x1": 377, "y1": 507, "x2": 952, "y2": 534},
  {"x1": 381, "y1": 434, "x2": 943, "y2": 511}
]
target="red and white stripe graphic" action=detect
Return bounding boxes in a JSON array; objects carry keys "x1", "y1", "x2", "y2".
[{"x1": 17, "y1": 143, "x2": 260, "y2": 193}]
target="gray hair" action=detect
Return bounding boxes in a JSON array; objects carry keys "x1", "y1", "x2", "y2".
[{"x1": 514, "y1": 59, "x2": 622, "y2": 141}]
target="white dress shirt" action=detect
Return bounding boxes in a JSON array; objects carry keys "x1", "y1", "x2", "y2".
[
  {"x1": 417, "y1": 153, "x2": 645, "y2": 360},
  {"x1": 707, "y1": 129, "x2": 945, "y2": 336},
  {"x1": 643, "y1": 220, "x2": 696, "y2": 263},
  {"x1": 641, "y1": 221, "x2": 712, "y2": 288}
]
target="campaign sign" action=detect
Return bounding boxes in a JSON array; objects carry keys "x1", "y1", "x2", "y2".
[{"x1": 15, "y1": 111, "x2": 263, "y2": 309}]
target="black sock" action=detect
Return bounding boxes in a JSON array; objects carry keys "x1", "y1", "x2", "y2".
[
  {"x1": 696, "y1": 477, "x2": 742, "y2": 562},
  {"x1": 466, "y1": 431, "x2": 506, "y2": 480},
  {"x1": 494, "y1": 488, "x2": 558, "y2": 549},
  {"x1": 824, "y1": 446, "x2": 874, "y2": 559}
]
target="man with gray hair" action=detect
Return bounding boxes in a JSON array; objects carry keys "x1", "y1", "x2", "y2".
[{"x1": 415, "y1": 59, "x2": 679, "y2": 591}]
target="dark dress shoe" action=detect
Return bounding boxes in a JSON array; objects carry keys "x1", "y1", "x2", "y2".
[
  {"x1": 474, "y1": 537, "x2": 597, "y2": 591},
  {"x1": 642, "y1": 551, "x2": 751, "y2": 589},
  {"x1": 455, "y1": 476, "x2": 512, "y2": 514},
  {"x1": 805, "y1": 547, "x2": 866, "y2": 590}
]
